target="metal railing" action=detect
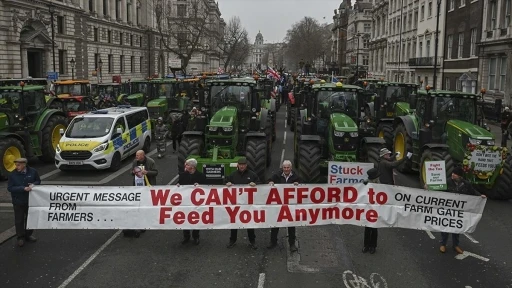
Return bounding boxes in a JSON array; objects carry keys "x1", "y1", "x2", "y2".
[{"x1": 408, "y1": 56, "x2": 443, "y2": 67}]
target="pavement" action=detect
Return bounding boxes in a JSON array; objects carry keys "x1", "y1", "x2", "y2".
[{"x1": 0, "y1": 109, "x2": 511, "y2": 288}]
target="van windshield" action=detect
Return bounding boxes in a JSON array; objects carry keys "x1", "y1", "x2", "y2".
[{"x1": 66, "y1": 117, "x2": 114, "y2": 138}]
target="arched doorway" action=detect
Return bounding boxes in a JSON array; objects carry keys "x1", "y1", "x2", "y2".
[{"x1": 19, "y1": 20, "x2": 52, "y2": 78}]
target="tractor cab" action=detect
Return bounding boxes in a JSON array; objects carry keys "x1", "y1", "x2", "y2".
[
  {"x1": 374, "y1": 82, "x2": 418, "y2": 118},
  {"x1": 121, "y1": 80, "x2": 150, "y2": 106},
  {"x1": 147, "y1": 79, "x2": 191, "y2": 120},
  {"x1": 91, "y1": 82, "x2": 122, "y2": 108},
  {"x1": 57, "y1": 96, "x2": 96, "y2": 122},
  {"x1": 49, "y1": 80, "x2": 91, "y2": 110}
]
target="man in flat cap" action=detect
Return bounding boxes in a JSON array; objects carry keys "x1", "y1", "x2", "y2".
[
  {"x1": 7, "y1": 158, "x2": 41, "y2": 247},
  {"x1": 378, "y1": 148, "x2": 412, "y2": 185},
  {"x1": 225, "y1": 157, "x2": 261, "y2": 249}
]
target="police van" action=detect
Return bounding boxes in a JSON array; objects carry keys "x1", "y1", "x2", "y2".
[{"x1": 55, "y1": 105, "x2": 152, "y2": 171}]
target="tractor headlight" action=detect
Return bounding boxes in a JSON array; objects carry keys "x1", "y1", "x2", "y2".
[
  {"x1": 93, "y1": 142, "x2": 109, "y2": 153},
  {"x1": 334, "y1": 131, "x2": 345, "y2": 137},
  {"x1": 349, "y1": 132, "x2": 358, "y2": 137},
  {"x1": 223, "y1": 126, "x2": 233, "y2": 132},
  {"x1": 487, "y1": 140, "x2": 495, "y2": 146},
  {"x1": 209, "y1": 126, "x2": 218, "y2": 131},
  {"x1": 468, "y1": 138, "x2": 482, "y2": 145},
  {"x1": 56, "y1": 144, "x2": 61, "y2": 153}
]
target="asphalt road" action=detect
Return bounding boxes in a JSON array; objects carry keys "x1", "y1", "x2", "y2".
[{"x1": 0, "y1": 109, "x2": 511, "y2": 288}]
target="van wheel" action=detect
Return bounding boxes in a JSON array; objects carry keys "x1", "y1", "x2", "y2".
[
  {"x1": 143, "y1": 137, "x2": 151, "y2": 153},
  {"x1": 109, "y1": 152, "x2": 121, "y2": 171}
]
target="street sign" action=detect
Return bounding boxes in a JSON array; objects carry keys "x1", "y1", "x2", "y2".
[
  {"x1": 168, "y1": 59, "x2": 182, "y2": 68},
  {"x1": 47, "y1": 71, "x2": 59, "y2": 81}
]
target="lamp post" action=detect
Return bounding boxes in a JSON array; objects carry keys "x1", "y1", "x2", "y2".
[
  {"x1": 70, "y1": 58, "x2": 75, "y2": 80},
  {"x1": 433, "y1": 0, "x2": 442, "y2": 89},
  {"x1": 356, "y1": 33, "x2": 361, "y2": 79},
  {"x1": 98, "y1": 58, "x2": 103, "y2": 83},
  {"x1": 48, "y1": 3, "x2": 56, "y2": 74}
]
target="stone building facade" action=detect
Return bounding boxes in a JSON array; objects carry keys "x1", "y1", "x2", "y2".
[
  {"x1": 368, "y1": 0, "x2": 388, "y2": 80},
  {"x1": 0, "y1": 0, "x2": 223, "y2": 81},
  {"x1": 346, "y1": 0, "x2": 372, "y2": 77}
]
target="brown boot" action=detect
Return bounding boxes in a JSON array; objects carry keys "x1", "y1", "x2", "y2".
[
  {"x1": 454, "y1": 246, "x2": 463, "y2": 254},
  {"x1": 17, "y1": 238, "x2": 24, "y2": 247},
  {"x1": 439, "y1": 245, "x2": 446, "y2": 253}
]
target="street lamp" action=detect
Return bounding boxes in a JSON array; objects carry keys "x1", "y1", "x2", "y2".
[
  {"x1": 355, "y1": 33, "x2": 361, "y2": 80},
  {"x1": 48, "y1": 3, "x2": 56, "y2": 74},
  {"x1": 433, "y1": 0, "x2": 442, "y2": 89},
  {"x1": 98, "y1": 58, "x2": 103, "y2": 83},
  {"x1": 69, "y1": 58, "x2": 75, "y2": 80}
]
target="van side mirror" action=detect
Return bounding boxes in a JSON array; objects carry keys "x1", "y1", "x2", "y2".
[
  {"x1": 116, "y1": 127, "x2": 123, "y2": 134},
  {"x1": 59, "y1": 128, "x2": 64, "y2": 135}
]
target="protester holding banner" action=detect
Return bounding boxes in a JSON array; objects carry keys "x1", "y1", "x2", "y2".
[
  {"x1": 123, "y1": 166, "x2": 149, "y2": 238},
  {"x1": 225, "y1": 157, "x2": 261, "y2": 249},
  {"x1": 267, "y1": 160, "x2": 300, "y2": 252},
  {"x1": 378, "y1": 148, "x2": 412, "y2": 185},
  {"x1": 131, "y1": 150, "x2": 158, "y2": 186},
  {"x1": 178, "y1": 158, "x2": 207, "y2": 245},
  {"x1": 439, "y1": 167, "x2": 487, "y2": 254},
  {"x1": 7, "y1": 158, "x2": 41, "y2": 247},
  {"x1": 362, "y1": 168, "x2": 380, "y2": 254}
]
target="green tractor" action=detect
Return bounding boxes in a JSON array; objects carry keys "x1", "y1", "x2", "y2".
[
  {"x1": 294, "y1": 82, "x2": 385, "y2": 183},
  {"x1": 256, "y1": 77, "x2": 277, "y2": 142},
  {"x1": 289, "y1": 77, "x2": 322, "y2": 132},
  {"x1": 392, "y1": 88, "x2": 512, "y2": 199},
  {"x1": 119, "y1": 80, "x2": 151, "y2": 106},
  {"x1": 178, "y1": 78, "x2": 273, "y2": 183},
  {"x1": 0, "y1": 84, "x2": 68, "y2": 178},
  {"x1": 364, "y1": 82, "x2": 419, "y2": 149}
]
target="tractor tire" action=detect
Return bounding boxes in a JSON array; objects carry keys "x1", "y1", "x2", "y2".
[
  {"x1": 290, "y1": 108, "x2": 296, "y2": 132},
  {"x1": 393, "y1": 123, "x2": 413, "y2": 173},
  {"x1": 361, "y1": 143, "x2": 381, "y2": 169},
  {"x1": 178, "y1": 136, "x2": 204, "y2": 172},
  {"x1": 293, "y1": 119, "x2": 303, "y2": 168},
  {"x1": 0, "y1": 138, "x2": 25, "y2": 179},
  {"x1": 298, "y1": 142, "x2": 321, "y2": 183},
  {"x1": 286, "y1": 104, "x2": 292, "y2": 125},
  {"x1": 419, "y1": 149, "x2": 454, "y2": 189},
  {"x1": 39, "y1": 115, "x2": 68, "y2": 163},
  {"x1": 377, "y1": 123, "x2": 394, "y2": 150},
  {"x1": 272, "y1": 114, "x2": 277, "y2": 142},
  {"x1": 265, "y1": 116, "x2": 273, "y2": 167},
  {"x1": 483, "y1": 155, "x2": 512, "y2": 200},
  {"x1": 246, "y1": 138, "x2": 267, "y2": 182}
]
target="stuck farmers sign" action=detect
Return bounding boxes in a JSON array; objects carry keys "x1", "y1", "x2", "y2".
[{"x1": 328, "y1": 162, "x2": 374, "y2": 184}]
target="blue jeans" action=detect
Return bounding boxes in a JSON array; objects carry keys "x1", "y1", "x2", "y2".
[{"x1": 440, "y1": 233, "x2": 460, "y2": 246}]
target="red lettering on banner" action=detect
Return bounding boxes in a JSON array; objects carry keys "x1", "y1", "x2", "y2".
[
  {"x1": 159, "y1": 207, "x2": 214, "y2": 225},
  {"x1": 368, "y1": 188, "x2": 388, "y2": 205},
  {"x1": 266, "y1": 187, "x2": 282, "y2": 204},
  {"x1": 311, "y1": 187, "x2": 324, "y2": 203},
  {"x1": 244, "y1": 187, "x2": 257, "y2": 204},
  {"x1": 225, "y1": 206, "x2": 266, "y2": 223},
  {"x1": 223, "y1": 188, "x2": 236, "y2": 204},
  {"x1": 170, "y1": 193, "x2": 182, "y2": 206},
  {"x1": 366, "y1": 209, "x2": 378, "y2": 222},
  {"x1": 344, "y1": 187, "x2": 358, "y2": 203},
  {"x1": 191, "y1": 188, "x2": 204, "y2": 205},
  {"x1": 151, "y1": 189, "x2": 170, "y2": 206},
  {"x1": 283, "y1": 187, "x2": 294, "y2": 204},
  {"x1": 297, "y1": 187, "x2": 309, "y2": 204},
  {"x1": 277, "y1": 205, "x2": 293, "y2": 221},
  {"x1": 206, "y1": 188, "x2": 221, "y2": 205},
  {"x1": 268, "y1": 186, "x2": 358, "y2": 204},
  {"x1": 327, "y1": 187, "x2": 341, "y2": 202}
]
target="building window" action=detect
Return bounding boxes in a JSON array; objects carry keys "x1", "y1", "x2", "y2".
[
  {"x1": 489, "y1": 58, "x2": 497, "y2": 90},
  {"x1": 94, "y1": 27, "x2": 98, "y2": 41},
  {"x1": 103, "y1": 0, "x2": 108, "y2": 15},
  {"x1": 447, "y1": 35, "x2": 453, "y2": 59},
  {"x1": 363, "y1": 56, "x2": 369, "y2": 66},
  {"x1": 404, "y1": 15, "x2": 407, "y2": 30},
  {"x1": 108, "y1": 30, "x2": 112, "y2": 43},
  {"x1": 58, "y1": 50, "x2": 66, "y2": 74},
  {"x1": 449, "y1": 0, "x2": 455, "y2": 10},
  {"x1": 57, "y1": 16, "x2": 65, "y2": 34},
  {"x1": 470, "y1": 29, "x2": 477, "y2": 56},
  {"x1": 120, "y1": 55, "x2": 125, "y2": 72},
  {"x1": 136, "y1": 5, "x2": 140, "y2": 25},
  {"x1": 177, "y1": 33, "x2": 187, "y2": 48},
  {"x1": 456, "y1": 79, "x2": 462, "y2": 91},
  {"x1": 130, "y1": 34, "x2": 134, "y2": 46},
  {"x1": 140, "y1": 56, "x2": 144, "y2": 73},
  {"x1": 458, "y1": 32, "x2": 464, "y2": 58},
  {"x1": 131, "y1": 56, "x2": 135, "y2": 73},
  {"x1": 127, "y1": 2, "x2": 131, "y2": 22},
  {"x1": 490, "y1": 0, "x2": 497, "y2": 29},
  {"x1": 120, "y1": 32, "x2": 124, "y2": 45},
  {"x1": 421, "y1": 5, "x2": 425, "y2": 20},
  {"x1": 425, "y1": 76, "x2": 429, "y2": 86},
  {"x1": 426, "y1": 40, "x2": 431, "y2": 57},
  {"x1": 445, "y1": 78, "x2": 450, "y2": 90},
  {"x1": 89, "y1": 0, "x2": 94, "y2": 12},
  {"x1": 94, "y1": 53, "x2": 100, "y2": 70},
  {"x1": 177, "y1": 4, "x2": 187, "y2": 17},
  {"x1": 364, "y1": 23, "x2": 371, "y2": 33},
  {"x1": 116, "y1": 0, "x2": 121, "y2": 19},
  {"x1": 500, "y1": 57, "x2": 507, "y2": 91},
  {"x1": 108, "y1": 54, "x2": 113, "y2": 73},
  {"x1": 414, "y1": 11, "x2": 418, "y2": 28},
  {"x1": 505, "y1": 0, "x2": 511, "y2": 27},
  {"x1": 139, "y1": 36, "x2": 143, "y2": 47},
  {"x1": 419, "y1": 41, "x2": 423, "y2": 57},
  {"x1": 428, "y1": 1, "x2": 433, "y2": 17},
  {"x1": 363, "y1": 38, "x2": 369, "y2": 49}
]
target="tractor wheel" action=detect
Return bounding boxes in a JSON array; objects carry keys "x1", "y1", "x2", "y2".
[
  {"x1": 246, "y1": 138, "x2": 267, "y2": 182},
  {"x1": 286, "y1": 104, "x2": 291, "y2": 125},
  {"x1": 265, "y1": 116, "x2": 273, "y2": 167},
  {"x1": 376, "y1": 123, "x2": 393, "y2": 150},
  {"x1": 290, "y1": 108, "x2": 296, "y2": 132},
  {"x1": 420, "y1": 149, "x2": 454, "y2": 189},
  {"x1": 39, "y1": 115, "x2": 68, "y2": 163},
  {"x1": 178, "y1": 136, "x2": 204, "y2": 172},
  {"x1": 393, "y1": 123, "x2": 413, "y2": 173},
  {"x1": 298, "y1": 142, "x2": 321, "y2": 183},
  {"x1": 272, "y1": 114, "x2": 276, "y2": 142},
  {"x1": 483, "y1": 155, "x2": 512, "y2": 200},
  {"x1": 0, "y1": 138, "x2": 25, "y2": 179},
  {"x1": 361, "y1": 143, "x2": 381, "y2": 169},
  {"x1": 294, "y1": 119, "x2": 303, "y2": 168}
]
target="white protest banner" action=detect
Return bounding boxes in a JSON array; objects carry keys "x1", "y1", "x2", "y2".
[
  {"x1": 328, "y1": 162, "x2": 374, "y2": 184},
  {"x1": 425, "y1": 161, "x2": 447, "y2": 190},
  {"x1": 27, "y1": 184, "x2": 486, "y2": 233}
]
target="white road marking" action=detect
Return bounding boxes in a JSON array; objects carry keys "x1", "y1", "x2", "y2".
[
  {"x1": 283, "y1": 131, "x2": 287, "y2": 145},
  {"x1": 463, "y1": 233, "x2": 479, "y2": 243},
  {"x1": 257, "y1": 273, "x2": 266, "y2": 288},
  {"x1": 425, "y1": 230, "x2": 436, "y2": 239},
  {"x1": 167, "y1": 174, "x2": 179, "y2": 185},
  {"x1": 279, "y1": 149, "x2": 285, "y2": 168},
  {"x1": 455, "y1": 251, "x2": 490, "y2": 262},
  {"x1": 40, "y1": 169, "x2": 61, "y2": 180},
  {"x1": 43, "y1": 142, "x2": 172, "y2": 185},
  {"x1": 0, "y1": 203, "x2": 11, "y2": 207},
  {"x1": 58, "y1": 230, "x2": 121, "y2": 288},
  {"x1": 0, "y1": 210, "x2": 13, "y2": 213}
]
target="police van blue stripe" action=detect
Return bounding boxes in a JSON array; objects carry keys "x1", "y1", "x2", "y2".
[
  {"x1": 142, "y1": 121, "x2": 147, "y2": 133},
  {"x1": 130, "y1": 128, "x2": 137, "y2": 141},
  {"x1": 113, "y1": 137, "x2": 123, "y2": 150}
]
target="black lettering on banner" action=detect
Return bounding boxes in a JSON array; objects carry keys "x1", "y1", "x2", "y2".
[
  {"x1": 423, "y1": 215, "x2": 463, "y2": 229},
  {"x1": 93, "y1": 192, "x2": 141, "y2": 202},
  {"x1": 47, "y1": 212, "x2": 94, "y2": 222}
]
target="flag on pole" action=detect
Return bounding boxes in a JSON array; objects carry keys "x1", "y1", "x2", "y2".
[
  {"x1": 217, "y1": 67, "x2": 224, "y2": 74},
  {"x1": 266, "y1": 66, "x2": 280, "y2": 80}
]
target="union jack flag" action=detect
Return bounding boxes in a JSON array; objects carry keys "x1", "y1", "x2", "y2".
[
  {"x1": 266, "y1": 66, "x2": 280, "y2": 80},
  {"x1": 217, "y1": 67, "x2": 224, "y2": 74}
]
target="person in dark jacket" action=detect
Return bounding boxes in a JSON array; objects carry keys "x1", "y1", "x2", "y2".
[
  {"x1": 225, "y1": 157, "x2": 261, "y2": 249},
  {"x1": 131, "y1": 150, "x2": 158, "y2": 185},
  {"x1": 362, "y1": 168, "x2": 380, "y2": 254},
  {"x1": 378, "y1": 148, "x2": 412, "y2": 185},
  {"x1": 439, "y1": 167, "x2": 486, "y2": 254},
  {"x1": 7, "y1": 158, "x2": 41, "y2": 247},
  {"x1": 177, "y1": 158, "x2": 207, "y2": 245},
  {"x1": 267, "y1": 160, "x2": 300, "y2": 252}
]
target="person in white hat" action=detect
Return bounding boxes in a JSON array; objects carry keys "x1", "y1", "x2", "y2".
[{"x1": 377, "y1": 148, "x2": 412, "y2": 185}]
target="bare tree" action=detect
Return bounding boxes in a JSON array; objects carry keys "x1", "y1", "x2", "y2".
[
  {"x1": 231, "y1": 36, "x2": 251, "y2": 69},
  {"x1": 285, "y1": 17, "x2": 330, "y2": 69},
  {"x1": 218, "y1": 16, "x2": 250, "y2": 70},
  {"x1": 154, "y1": 0, "x2": 213, "y2": 73}
]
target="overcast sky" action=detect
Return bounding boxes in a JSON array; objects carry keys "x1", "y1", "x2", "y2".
[{"x1": 218, "y1": 0, "x2": 340, "y2": 44}]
